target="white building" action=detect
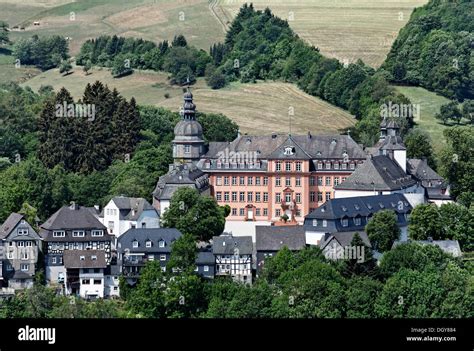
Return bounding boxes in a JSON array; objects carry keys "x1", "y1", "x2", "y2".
[
  {"x1": 100, "y1": 196, "x2": 160, "y2": 240},
  {"x1": 212, "y1": 235, "x2": 253, "y2": 284}
]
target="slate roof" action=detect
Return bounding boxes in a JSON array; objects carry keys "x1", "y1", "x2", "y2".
[
  {"x1": 378, "y1": 135, "x2": 406, "y2": 151},
  {"x1": 100, "y1": 197, "x2": 156, "y2": 221},
  {"x1": 334, "y1": 155, "x2": 416, "y2": 191},
  {"x1": 0, "y1": 213, "x2": 24, "y2": 239},
  {"x1": 255, "y1": 225, "x2": 306, "y2": 251},
  {"x1": 11, "y1": 271, "x2": 34, "y2": 280},
  {"x1": 212, "y1": 235, "x2": 253, "y2": 255},
  {"x1": 306, "y1": 193, "x2": 412, "y2": 220},
  {"x1": 153, "y1": 163, "x2": 209, "y2": 200},
  {"x1": 117, "y1": 228, "x2": 182, "y2": 253},
  {"x1": 63, "y1": 250, "x2": 107, "y2": 269},
  {"x1": 267, "y1": 135, "x2": 312, "y2": 160},
  {"x1": 203, "y1": 134, "x2": 366, "y2": 160},
  {"x1": 319, "y1": 231, "x2": 371, "y2": 250},
  {"x1": 196, "y1": 249, "x2": 215, "y2": 264},
  {"x1": 407, "y1": 158, "x2": 444, "y2": 182},
  {"x1": 41, "y1": 205, "x2": 107, "y2": 232}
]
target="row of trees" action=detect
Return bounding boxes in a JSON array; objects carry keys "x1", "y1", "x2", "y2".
[
  {"x1": 13, "y1": 34, "x2": 69, "y2": 70},
  {"x1": 76, "y1": 35, "x2": 212, "y2": 84},
  {"x1": 382, "y1": 0, "x2": 473, "y2": 100},
  {"x1": 435, "y1": 100, "x2": 474, "y2": 125}
]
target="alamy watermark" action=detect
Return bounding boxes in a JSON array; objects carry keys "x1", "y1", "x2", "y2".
[
  {"x1": 380, "y1": 101, "x2": 420, "y2": 121},
  {"x1": 55, "y1": 102, "x2": 96, "y2": 121},
  {"x1": 324, "y1": 243, "x2": 366, "y2": 263},
  {"x1": 216, "y1": 147, "x2": 258, "y2": 164}
]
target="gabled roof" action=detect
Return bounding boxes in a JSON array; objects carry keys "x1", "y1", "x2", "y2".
[
  {"x1": 101, "y1": 197, "x2": 156, "y2": 221},
  {"x1": 117, "y1": 228, "x2": 182, "y2": 253},
  {"x1": 212, "y1": 235, "x2": 253, "y2": 255},
  {"x1": 256, "y1": 225, "x2": 306, "y2": 251},
  {"x1": 41, "y1": 205, "x2": 107, "y2": 231},
  {"x1": 0, "y1": 213, "x2": 24, "y2": 239},
  {"x1": 320, "y1": 231, "x2": 371, "y2": 250},
  {"x1": 305, "y1": 193, "x2": 412, "y2": 220},
  {"x1": 63, "y1": 250, "x2": 107, "y2": 269},
  {"x1": 203, "y1": 134, "x2": 366, "y2": 160},
  {"x1": 392, "y1": 240, "x2": 462, "y2": 257},
  {"x1": 267, "y1": 135, "x2": 312, "y2": 160},
  {"x1": 335, "y1": 155, "x2": 416, "y2": 191},
  {"x1": 407, "y1": 158, "x2": 444, "y2": 182}
]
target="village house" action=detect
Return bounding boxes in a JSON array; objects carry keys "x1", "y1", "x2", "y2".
[
  {"x1": 213, "y1": 235, "x2": 253, "y2": 284},
  {"x1": 117, "y1": 228, "x2": 182, "y2": 285},
  {"x1": 40, "y1": 203, "x2": 113, "y2": 289},
  {"x1": 255, "y1": 225, "x2": 306, "y2": 275},
  {"x1": 99, "y1": 196, "x2": 160, "y2": 239},
  {"x1": 303, "y1": 193, "x2": 412, "y2": 245},
  {"x1": 0, "y1": 213, "x2": 42, "y2": 290}
]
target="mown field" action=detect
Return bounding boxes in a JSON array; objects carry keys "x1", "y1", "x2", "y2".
[
  {"x1": 1, "y1": 0, "x2": 426, "y2": 66},
  {"x1": 215, "y1": 0, "x2": 428, "y2": 67},
  {"x1": 23, "y1": 66, "x2": 355, "y2": 135},
  {"x1": 393, "y1": 85, "x2": 460, "y2": 154}
]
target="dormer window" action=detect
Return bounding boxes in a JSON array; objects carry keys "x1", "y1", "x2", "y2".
[
  {"x1": 53, "y1": 231, "x2": 65, "y2": 237},
  {"x1": 132, "y1": 240, "x2": 139, "y2": 248},
  {"x1": 73, "y1": 230, "x2": 85, "y2": 237},
  {"x1": 159, "y1": 240, "x2": 165, "y2": 248},
  {"x1": 80, "y1": 256, "x2": 85, "y2": 261},
  {"x1": 18, "y1": 229, "x2": 28, "y2": 236},
  {"x1": 146, "y1": 240, "x2": 152, "y2": 248},
  {"x1": 184, "y1": 145, "x2": 191, "y2": 153},
  {"x1": 341, "y1": 218, "x2": 348, "y2": 227},
  {"x1": 312, "y1": 219, "x2": 317, "y2": 227},
  {"x1": 91, "y1": 255, "x2": 97, "y2": 261},
  {"x1": 354, "y1": 217, "x2": 361, "y2": 226},
  {"x1": 325, "y1": 162, "x2": 331, "y2": 170},
  {"x1": 317, "y1": 162, "x2": 323, "y2": 170},
  {"x1": 92, "y1": 230, "x2": 103, "y2": 237}
]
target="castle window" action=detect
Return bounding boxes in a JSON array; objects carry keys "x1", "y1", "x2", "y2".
[
  {"x1": 334, "y1": 177, "x2": 340, "y2": 186},
  {"x1": 255, "y1": 192, "x2": 261, "y2": 202},
  {"x1": 341, "y1": 163, "x2": 347, "y2": 170},
  {"x1": 318, "y1": 176, "x2": 323, "y2": 186},
  {"x1": 318, "y1": 192, "x2": 323, "y2": 202},
  {"x1": 232, "y1": 176, "x2": 237, "y2": 185},
  {"x1": 184, "y1": 145, "x2": 190, "y2": 153},
  {"x1": 224, "y1": 192, "x2": 230, "y2": 202},
  {"x1": 325, "y1": 177, "x2": 331, "y2": 186},
  {"x1": 285, "y1": 162, "x2": 292, "y2": 172},
  {"x1": 239, "y1": 192, "x2": 245, "y2": 202},
  {"x1": 216, "y1": 177, "x2": 222, "y2": 186},
  {"x1": 350, "y1": 163, "x2": 355, "y2": 170},
  {"x1": 232, "y1": 192, "x2": 237, "y2": 202},
  {"x1": 239, "y1": 176, "x2": 245, "y2": 185},
  {"x1": 275, "y1": 177, "x2": 281, "y2": 187},
  {"x1": 310, "y1": 176, "x2": 315, "y2": 186},
  {"x1": 325, "y1": 162, "x2": 331, "y2": 170},
  {"x1": 296, "y1": 193, "x2": 301, "y2": 203},
  {"x1": 232, "y1": 208, "x2": 237, "y2": 216},
  {"x1": 285, "y1": 177, "x2": 291, "y2": 187},
  {"x1": 275, "y1": 193, "x2": 281, "y2": 203},
  {"x1": 296, "y1": 162, "x2": 302, "y2": 172},
  {"x1": 275, "y1": 161, "x2": 282, "y2": 172},
  {"x1": 310, "y1": 191, "x2": 316, "y2": 202},
  {"x1": 263, "y1": 177, "x2": 268, "y2": 185},
  {"x1": 295, "y1": 177, "x2": 301, "y2": 187},
  {"x1": 255, "y1": 177, "x2": 261, "y2": 186},
  {"x1": 263, "y1": 193, "x2": 268, "y2": 202},
  {"x1": 216, "y1": 192, "x2": 222, "y2": 201}
]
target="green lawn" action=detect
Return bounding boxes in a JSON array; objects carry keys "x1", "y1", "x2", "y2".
[{"x1": 393, "y1": 85, "x2": 465, "y2": 154}]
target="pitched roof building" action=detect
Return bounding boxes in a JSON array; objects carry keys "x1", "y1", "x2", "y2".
[
  {"x1": 213, "y1": 235, "x2": 253, "y2": 284},
  {"x1": 0, "y1": 213, "x2": 42, "y2": 290},
  {"x1": 304, "y1": 193, "x2": 412, "y2": 245},
  {"x1": 255, "y1": 225, "x2": 306, "y2": 274}
]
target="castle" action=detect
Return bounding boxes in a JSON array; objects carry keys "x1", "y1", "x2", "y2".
[{"x1": 153, "y1": 90, "x2": 449, "y2": 230}]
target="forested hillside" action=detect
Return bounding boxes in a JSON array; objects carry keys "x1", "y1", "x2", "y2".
[{"x1": 382, "y1": 0, "x2": 473, "y2": 100}]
